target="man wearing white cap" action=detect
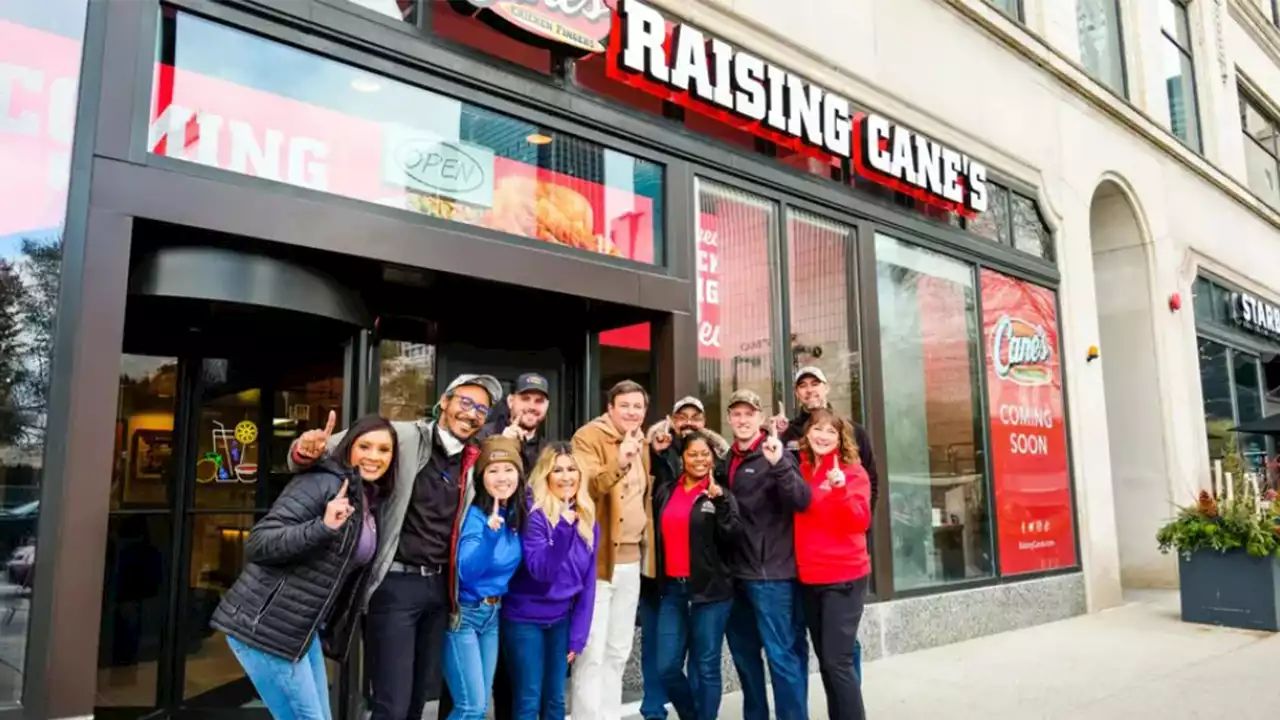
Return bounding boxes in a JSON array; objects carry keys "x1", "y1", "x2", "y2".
[{"x1": 290, "y1": 373, "x2": 502, "y2": 720}]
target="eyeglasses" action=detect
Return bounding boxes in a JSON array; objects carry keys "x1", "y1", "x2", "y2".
[{"x1": 455, "y1": 396, "x2": 491, "y2": 418}]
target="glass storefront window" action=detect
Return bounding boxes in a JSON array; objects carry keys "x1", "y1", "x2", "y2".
[
  {"x1": 875, "y1": 235, "x2": 993, "y2": 590},
  {"x1": 1199, "y1": 338, "x2": 1234, "y2": 462},
  {"x1": 343, "y1": 0, "x2": 419, "y2": 23},
  {"x1": 786, "y1": 210, "x2": 861, "y2": 423},
  {"x1": 150, "y1": 11, "x2": 664, "y2": 264},
  {"x1": 695, "y1": 181, "x2": 778, "y2": 432},
  {"x1": 380, "y1": 340, "x2": 437, "y2": 422}
]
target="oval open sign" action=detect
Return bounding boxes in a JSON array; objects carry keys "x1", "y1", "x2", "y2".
[{"x1": 393, "y1": 139, "x2": 488, "y2": 195}]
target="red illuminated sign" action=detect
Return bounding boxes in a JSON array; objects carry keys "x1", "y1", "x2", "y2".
[
  {"x1": 981, "y1": 269, "x2": 1077, "y2": 575},
  {"x1": 605, "y1": 0, "x2": 988, "y2": 217},
  {"x1": 452, "y1": 0, "x2": 612, "y2": 55}
]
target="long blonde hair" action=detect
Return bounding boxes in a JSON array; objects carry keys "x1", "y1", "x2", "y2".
[{"x1": 528, "y1": 443, "x2": 596, "y2": 549}]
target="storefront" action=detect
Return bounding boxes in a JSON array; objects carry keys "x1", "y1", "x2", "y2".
[{"x1": 3, "y1": 0, "x2": 1085, "y2": 718}]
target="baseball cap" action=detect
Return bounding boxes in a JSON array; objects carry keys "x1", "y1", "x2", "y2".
[
  {"x1": 514, "y1": 373, "x2": 550, "y2": 396},
  {"x1": 794, "y1": 366, "x2": 828, "y2": 385},
  {"x1": 444, "y1": 373, "x2": 503, "y2": 406},
  {"x1": 672, "y1": 396, "x2": 704, "y2": 414},
  {"x1": 726, "y1": 389, "x2": 763, "y2": 411}
]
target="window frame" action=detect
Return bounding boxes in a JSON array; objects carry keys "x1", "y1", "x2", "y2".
[
  {"x1": 1076, "y1": 0, "x2": 1130, "y2": 98},
  {"x1": 1160, "y1": 0, "x2": 1203, "y2": 152},
  {"x1": 1239, "y1": 87, "x2": 1280, "y2": 210},
  {"x1": 985, "y1": 0, "x2": 1024, "y2": 22}
]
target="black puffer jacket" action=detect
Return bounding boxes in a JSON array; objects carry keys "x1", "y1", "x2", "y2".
[
  {"x1": 211, "y1": 460, "x2": 371, "y2": 662},
  {"x1": 723, "y1": 432, "x2": 811, "y2": 581}
]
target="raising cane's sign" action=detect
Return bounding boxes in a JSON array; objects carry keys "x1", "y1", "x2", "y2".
[
  {"x1": 981, "y1": 269, "x2": 1077, "y2": 576},
  {"x1": 606, "y1": 0, "x2": 989, "y2": 218},
  {"x1": 452, "y1": 0, "x2": 613, "y2": 55}
]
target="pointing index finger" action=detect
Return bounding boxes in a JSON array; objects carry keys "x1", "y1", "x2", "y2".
[
  {"x1": 323, "y1": 410, "x2": 337, "y2": 436},
  {"x1": 336, "y1": 478, "x2": 349, "y2": 499}
]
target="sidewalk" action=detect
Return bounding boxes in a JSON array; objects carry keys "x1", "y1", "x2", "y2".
[{"x1": 714, "y1": 589, "x2": 1279, "y2": 719}]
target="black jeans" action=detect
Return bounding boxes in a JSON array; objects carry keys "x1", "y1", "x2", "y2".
[
  {"x1": 801, "y1": 576, "x2": 869, "y2": 720},
  {"x1": 366, "y1": 571, "x2": 451, "y2": 720}
]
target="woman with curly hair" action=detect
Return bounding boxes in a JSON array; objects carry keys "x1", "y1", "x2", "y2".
[{"x1": 794, "y1": 409, "x2": 872, "y2": 720}]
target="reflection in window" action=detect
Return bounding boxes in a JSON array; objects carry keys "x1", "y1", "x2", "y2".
[
  {"x1": 1011, "y1": 193, "x2": 1053, "y2": 261},
  {"x1": 984, "y1": 0, "x2": 1021, "y2": 20},
  {"x1": 430, "y1": 2, "x2": 551, "y2": 73},
  {"x1": 695, "y1": 181, "x2": 778, "y2": 433},
  {"x1": 380, "y1": 340, "x2": 436, "y2": 422},
  {"x1": 97, "y1": 515, "x2": 172, "y2": 707},
  {"x1": 112, "y1": 356, "x2": 178, "y2": 509},
  {"x1": 343, "y1": 0, "x2": 418, "y2": 23},
  {"x1": 876, "y1": 235, "x2": 993, "y2": 590},
  {"x1": 1199, "y1": 338, "x2": 1234, "y2": 462},
  {"x1": 1240, "y1": 89, "x2": 1280, "y2": 210},
  {"x1": 598, "y1": 323, "x2": 653, "y2": 417},
  {"x1": 787, "y1": 210, "x2": 861, "y2": 423},
  {"x1": 1234, "y1": 352, "x2": 1267, "y2": 470},
  {"x1": 1159, "y1": 0, "x2": 1201, "y2": 151},
  {"x1": 150, "y1": 12, "x2": 664, "y2": 264},
  {"x1": 1077, "y1": 0, "x2": 1127, "y2": 96}
]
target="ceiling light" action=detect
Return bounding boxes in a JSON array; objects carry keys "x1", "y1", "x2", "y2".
[
  {"x1": 350, "y1": 76, "x2": 382, "y2": 93},
  {"x1": 526, "y1": 133, "x2": 553, "y2": 145}
]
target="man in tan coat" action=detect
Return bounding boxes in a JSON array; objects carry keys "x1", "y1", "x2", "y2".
[{"x1": 571, "y1": 379, "x2": 654, "y2": 720}]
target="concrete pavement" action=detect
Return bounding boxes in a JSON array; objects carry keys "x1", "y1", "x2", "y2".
[{"x1": 714, "y1": 589, "x2": 1278, "y2": 719}]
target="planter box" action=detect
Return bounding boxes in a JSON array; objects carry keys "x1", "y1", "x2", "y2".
[{"x1": 1179, "y1": 550, "x2": 1280, "y2": 631}]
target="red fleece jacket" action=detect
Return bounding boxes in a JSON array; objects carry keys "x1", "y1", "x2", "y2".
[{"x1": 794, "y1": 452, "x2": 872, "y2": 585}]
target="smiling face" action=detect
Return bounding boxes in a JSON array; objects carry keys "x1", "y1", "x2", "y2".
[
  {"x1": 806, "y1": 421, "x2": 841, "y2": 458},
  {"x1": 671, "y1": 406, "x2": 706, "y2": 437},
  {"x1": 607, "y1": 391, "x2": 647, "y2": 435},
  {"x1": 795, "y1": 376, "x2": 828, "y2": 410},
  {"x1": 509, "y1": 390, "x2": 549, "y2": 431},
  {"x1": 549, "y1": 453, "x2": 581, "y2": 501},
  {"x1": 682, "y1": 438, "x2": 715, "y2": 480},
  {"x1": 349, "y1": 428, "x2": 395, "y2": 481},
  {"x1": 440, "y1": 384, "x2": 491, "y2": 439},
  {"x1": 483, "y1": 461, "x2": 520, "y2": 501},
  {"x1": 728, "y1": 403, "x2": 763, "y2": 443}
]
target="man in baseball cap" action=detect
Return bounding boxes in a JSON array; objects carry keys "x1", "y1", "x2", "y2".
[
  {"x1": 290, "y1": 371, "x2": 502, "y2": 720},
  {"x1": 478, "y1": 372, "x2": 551, "y2": 485}
]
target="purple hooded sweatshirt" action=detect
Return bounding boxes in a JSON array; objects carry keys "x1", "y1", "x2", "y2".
[{"x1": 501, "y1": 504, "x2": 599, "y2": 654}]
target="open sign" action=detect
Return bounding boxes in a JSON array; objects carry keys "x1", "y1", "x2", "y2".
[{"x1": 381, "y1": 128, "x2": 495, "y2": 207}]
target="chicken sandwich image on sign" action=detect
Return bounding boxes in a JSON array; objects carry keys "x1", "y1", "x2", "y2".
[
  {"x1": 981, "y1": 269, "x2": 1077, "y2": 575},
  {"x1": 451, "y1": 0, "x2": 612, "y2": 55},
  {"x1": 607, "y1": 0, "x2": 989, "y2": 217}
]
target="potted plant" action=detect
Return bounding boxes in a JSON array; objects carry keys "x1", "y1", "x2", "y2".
[{"x1": 1156, "y1": 474, "x2": 1280, "y2": 632}]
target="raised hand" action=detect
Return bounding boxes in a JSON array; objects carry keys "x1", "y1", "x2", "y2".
[
  {"x1": 324, "y1": 479, "x2": 353, "y2": 529},
  {"x1": 561, "y1": 498, "x2": 578, "y2": 525},
  {"x1": 762, "y1": 412, "x2": 783, "y2": 465},
  {"x1": 707, "y1": 478, "x2": 724, "y2": 499},
  {"x1": 488, "y1": 502, "x2": 505, "y2": 531},
  {"x1": 651, "y1": 420, "x2": 673, "y2": 453},
  {"x1": 826, "y1": 457, "x2": 846, "y2": 489},
  {"x1": 619, "y1": 434, "x2": 642, "y2": 470},
  {"x1": 770, "y1": 401, "x2": 789, "y2": 437},
  {"x1": 502, "y1": 422, "x2": 529, "y2": 442},
  {"x1": 297, "y1": 410, "x2": 336, "y2": 461}
]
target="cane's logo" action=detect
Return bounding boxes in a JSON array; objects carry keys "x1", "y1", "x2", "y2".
[
  {"x1": 990, "y1": 315, "x2": 1053, "y2": 387},
  {"x1": 453, "y1": 0, "x2": 612, "y2": 55}
]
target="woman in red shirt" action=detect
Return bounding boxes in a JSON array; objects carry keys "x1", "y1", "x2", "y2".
[
  {"x1": 648, "y1": 431, "x2": 741, "y2": 720},
  {"x1": 794, "y1": 409, "x2": 872, "y2": 720}
]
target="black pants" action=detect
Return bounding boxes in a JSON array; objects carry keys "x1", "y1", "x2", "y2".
[
  {"x1": 366, "y1": 572, "x2": 451, "y2": 720},
  {"x1": 801, "y1": 576, "x2": 869, "y2": 720}
]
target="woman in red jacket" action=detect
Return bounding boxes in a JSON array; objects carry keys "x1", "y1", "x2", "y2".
[{"x1": 794, "y1": 409, "x2": 872, "y2": 720}]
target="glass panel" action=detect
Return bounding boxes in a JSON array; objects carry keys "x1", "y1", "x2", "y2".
[
  {"x1": 1242, "y1": 95, "x2": 1277, "y2": 152},
  {"x1": 192, "y1": 359, "x2": 261, "y2": 511},
  {"x1": 1011, "y1": 193, "x2": 1053, "y2": 260},
  {"x1": 342, "y1": 0, "x2": 418, "y2": 23},
  {"x1": 184, "y1": 513, "x2": 263, "y2": 706},
  {"x1": 1159, "y1": 0, "x2": 1193, "y2": 50},
  {"x1": 380, "y1": 340, "x2": 437, "y2": 422},
  {"x1": 1200, "y1": 338, "x2": 1235, "y2": 462},
  {"x1": 985, "y1": 0, "x2": 1020, "y2": 19},
  {"x1": 1077, "y1": 0, "x2": 1127, "y2": 95},
  {"x1": 151, "y1": 12, "x2": 665, "y2": 264},
  {"x1": 96, "y1": 514, "x2": 172, "y2": 708},
  {"x1": 1210, "y1": 281, "x2": 1232, "y2": 323},
  {"x1": 1234, "y1": 353, "x2": 1267, "y2": 472},
  {"x1": 695, "y1": 181, "x2": 778, "y2": 434},
  {"x1": 430, "y1": 3, "x2": 552, "y2": 73},
  {"x1": 1162, "y1": 40, "x2": 1201, "y2": 150},
  {"x1": 0, "y1": 0, "x2": 90, "y2": 703},
  {"x1": 875, "y1": 235, "x2": 993, "y2": 590},
  {"x1": 113, "y1": 356, "x2": 179, "y2": 509},
  {"x1": 599, "y1": 323, "x2": 653, "y2": 417},
  {"x1": 268, "y1": 360, "x2": 345, "y2": 507},
  {"x1": 786, "y1": 210, "x2": 861, "y2": 423},
  {"x1": 1192, "y1": 276, "x2": 1215, "y2": 322},
  {"x1": 966, "y1": 183, "x2": 1011, "y2": 245},
  {"x1": 1245, "y1": 138, "x2": 1280, "y2": 210}
]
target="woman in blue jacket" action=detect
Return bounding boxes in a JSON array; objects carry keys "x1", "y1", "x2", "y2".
[{"x1": 444, "y1": 436, "x2": 527, "y2": 720}]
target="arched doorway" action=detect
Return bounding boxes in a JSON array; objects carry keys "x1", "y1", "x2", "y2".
[{"x1": 1088, "y1": 179, "x2": 1175, "y2": 588}]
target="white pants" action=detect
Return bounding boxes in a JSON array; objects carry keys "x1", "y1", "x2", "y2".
[{"x1": 572, "y1": 561, "x2": 641, "y2": 720}]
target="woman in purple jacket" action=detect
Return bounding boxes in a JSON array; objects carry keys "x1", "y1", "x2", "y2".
[{"x1": 501, "y1": 442, "x2": 599, "y2": 720}]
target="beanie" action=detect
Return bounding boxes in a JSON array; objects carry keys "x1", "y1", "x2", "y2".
[{"x1": 476, "y1": 436, "x2": 524, "y2": 477}]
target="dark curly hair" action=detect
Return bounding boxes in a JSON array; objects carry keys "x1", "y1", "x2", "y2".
[{"x1": 797, "y1": 408, "x2": 860, "y2": 468}]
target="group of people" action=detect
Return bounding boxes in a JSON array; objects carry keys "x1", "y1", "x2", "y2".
[{"x1": 211, "y1": 365, "x2": 876, "y2": 720}]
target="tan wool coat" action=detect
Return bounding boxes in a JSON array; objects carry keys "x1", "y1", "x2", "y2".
[{"x1": 572, "y1": 415, "x2": 656, "y2": 583}]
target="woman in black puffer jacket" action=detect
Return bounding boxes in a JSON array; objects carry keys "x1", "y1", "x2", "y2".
[{"x1": 212, "y1": 414, "x2": 397, "y2": 719}]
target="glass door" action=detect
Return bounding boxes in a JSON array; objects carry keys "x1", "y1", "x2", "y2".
[{"x1": 98, "y1": 348, "x2": 347, "y2": 719}]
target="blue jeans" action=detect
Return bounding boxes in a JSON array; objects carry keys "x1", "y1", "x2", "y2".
[
  {"x1": 444, "y1": 603, "x2": 501, "y2": 720},
  {"x1": 725, "y1": 580, "x2": 809, "y2": 720},
  {"x1": 854, "y1": 638, "x2": 863, "y2": 684},
  {"x1": 227, "y1": 634, "x2": 331, "y2": 720},
  {"x1": 640, "y1": 592, "x2": 696, "y2": 719},
  {"x1": 656, "y1": 581, "x2": 732, "y2": 720},
  {"x1": 501, "y1": 617, "x2": 569, "y2": 720}
]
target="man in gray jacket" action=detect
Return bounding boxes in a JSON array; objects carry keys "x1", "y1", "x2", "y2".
[{"x1": 289, "y1": 373, "x2": 502, "y2": 720}]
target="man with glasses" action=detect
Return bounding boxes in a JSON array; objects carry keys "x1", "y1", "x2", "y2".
[{"x1": 290, "y1": 373, "x2": 502, "y2": 720}]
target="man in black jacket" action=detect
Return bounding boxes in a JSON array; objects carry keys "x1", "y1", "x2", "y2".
[
  {"x1": 774, "y1": 365, "x2": 877, "y2": 685},
  {"x1": 721, "y1": 389, "x2": 812, "y2": 720},
  {"x1": 476, "y1": 372, "x2": 551, "y2": 472}
]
